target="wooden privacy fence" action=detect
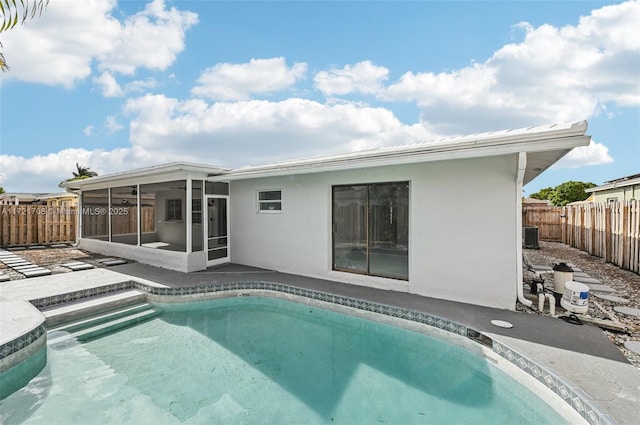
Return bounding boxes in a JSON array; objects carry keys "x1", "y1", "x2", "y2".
[
  {"x1": 563, "y1": 201, "x2": 640, "y2": 274},
  {"x1": 524, "y1": 201, "x2": 640, "y2": 274},
  {"x1": 83, "y1": 206, "x2": 155, "y2": 238},
  {"x1": 522, "y1": 206, "x2": 563, "y2": 241},
  {"x1": 0, "y1": 206, "x2": 77, "y2": 247}
]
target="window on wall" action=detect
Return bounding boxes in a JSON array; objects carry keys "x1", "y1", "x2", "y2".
[
  {"x1": 332, "y1": 182, "x2": 409, "y2": 280},
  {"x1": 258, "y1": 190, "x2": 282, "y2": 213},
  {"x1": 166, "y1": 199, "x2": 183, "y2": 221}
]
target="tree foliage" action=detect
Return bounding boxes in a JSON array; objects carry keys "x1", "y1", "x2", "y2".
[
  {"x1": 530, "y1": 181, "x2": 596, "y2": 206},
  {"x1": 72, "y1": 163, "x2": 98, "y2": 179},
  {"x1": 0, "y1": 185, "x2": 5, "y2": 194},
  {"x1": 529, "y1": 187, "x2": 554, "y2": 201},
  {"x1": 0, "y1": 0, "x2": 50, "y2": 71},
  {"x1": 60, "y1": 163, "x2": 98, "y2": 187}
]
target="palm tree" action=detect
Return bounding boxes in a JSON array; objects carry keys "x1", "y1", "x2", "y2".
[
  {"x1": 72, "y1": 163, "x2": 98, "y2": 179},
  {"x1": 60, "y1": 163, "x2": 98, "y2": 188},
  {"x1": 1, "y1": 0, "x2": 49, "y2": 71}
]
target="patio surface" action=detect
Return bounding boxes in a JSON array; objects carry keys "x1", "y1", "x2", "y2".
[{"x1": 1, "y1": 262, "x2": 639, "y2": 424}]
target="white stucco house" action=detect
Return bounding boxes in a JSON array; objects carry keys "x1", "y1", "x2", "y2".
[{"x1": 61, "y1": 121, "x2": 592, "y2": 310}]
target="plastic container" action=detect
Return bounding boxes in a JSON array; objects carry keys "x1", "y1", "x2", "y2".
[
  {"x1": 560, "y1": 281, "x2": 589, "y2": 314},
  {"x1": 553, "y1": 262, "x2": 574, "y2": 294}
]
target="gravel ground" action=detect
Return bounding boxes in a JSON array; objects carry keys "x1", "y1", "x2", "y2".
[
  {"x1": 0, "y1": 246, "x2": 116, "y2": 278},
  {"x1": 3, "y1": 243, "x2": 639, "y2": 368},
  {"x1": 522, "y1": 241, "x2": 640, "y2": 369}
]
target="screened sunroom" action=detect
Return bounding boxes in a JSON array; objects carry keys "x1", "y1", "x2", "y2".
[{"x1": 66, "y1": 163, "x2": 229, "y2": 272}]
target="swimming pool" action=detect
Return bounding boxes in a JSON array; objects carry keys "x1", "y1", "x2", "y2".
[{"x1": 1, "y1": 295, "x2": 580, "y2": 424}]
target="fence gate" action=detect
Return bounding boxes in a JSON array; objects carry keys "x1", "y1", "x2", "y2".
[{"x1": 522, "y1": 206, "x2": 563, "y2": 241}]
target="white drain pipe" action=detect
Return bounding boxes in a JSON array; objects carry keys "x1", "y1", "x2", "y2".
[
  {"x1": 546, "y1": 293, "x2": 556, "y2": 316},
  {"x1": 537, "y1": 290, "x2": 556, "y2": 316},
  {"x1": 516, "y1": 152, "x2": 533, "y2": 308}
]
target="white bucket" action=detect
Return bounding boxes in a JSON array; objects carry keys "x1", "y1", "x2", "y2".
[{"x1": 560, "y1": 281, "x2": 589, "y2": 314}]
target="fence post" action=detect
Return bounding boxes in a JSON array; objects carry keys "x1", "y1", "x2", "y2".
[
  {"x1": 604, "y1": 205, "x2": 611, "y2": 263},
  {"x1": 621, "y1": 202, "x2": 629, "y2": 269}
]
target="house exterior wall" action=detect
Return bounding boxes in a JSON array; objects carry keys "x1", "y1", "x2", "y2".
[
  {"x1": 46, "y1": 195, "x2": 78, "y2": 208},
  {"x1": 228, "y1": 154, "x2": 518, "y2": 310}
]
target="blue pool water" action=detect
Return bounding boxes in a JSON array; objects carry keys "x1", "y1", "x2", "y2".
[{"x1": 0, "y1": 296, "x2": 570, "y2": 424}]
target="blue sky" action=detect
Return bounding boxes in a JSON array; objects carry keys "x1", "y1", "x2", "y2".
[{"x1": 1, "y1": 0, "x2": 638, "y2": 194}]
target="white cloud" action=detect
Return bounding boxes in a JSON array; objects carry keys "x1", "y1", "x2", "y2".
[
  {"x1": 1, "y1": 93, "x2": 437, "y2": 192},
  {"x1": 97, "y1": 0, "x2": 198, "y2": 75},
  {"x1": 83, "y1": 125, "x2": 95, "y2": 137},
  {"x1": 105, "y1": 116, "x2": 124, "y2": 133},
  {"x1": 380, "y1": 0, "x2": 640, "y2": 135},
  {"x1": 125, "y1": 78, "x2": 157, "y2": 94},
  {"x1": 0, "y1": 148, "x2": 134, "y2": 192},
  {"x1": 123, "y1": 94, "x2": 436, "y2": 166},
  {"x1": 1, "y1": 0, "x2": 197, "y2": 88},
  {"x1": 93, "y1": 72, "x2": 157, "y2": 98},
  {"x1": 314, "y1": 61, "x2": 389, "y2": 96},
  {"x1": 191, "y1": 57, "x2": 308, "y2": 101},
  {"x1": 3, "y1": 1, "x2": 634, "y2": 191},
  {"x1": 555, "y1": 141, "x2": 614, "y2": 168},
  {"x1": 94, "y1": 72, "x2": 123, "y2": 97}
]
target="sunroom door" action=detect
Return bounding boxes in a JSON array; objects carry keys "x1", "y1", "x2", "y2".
[{"x1": 206, "y1": 195, "x2": 229, "y2": 266}]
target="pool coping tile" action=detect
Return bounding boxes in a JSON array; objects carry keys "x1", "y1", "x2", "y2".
[{"x1": 0, "y1": 279, "x2": 617, "y2": 425}]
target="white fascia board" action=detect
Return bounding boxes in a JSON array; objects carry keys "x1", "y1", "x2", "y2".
[
  {"x1": 211, "y1": 134, "x2": 591, "y2": 182},
  {"x1": 585, "y1": 176, "x2": 640, "y2": 192},
  {"x1": 62, "y1": 162, "x2": 229, "y2": 191}
]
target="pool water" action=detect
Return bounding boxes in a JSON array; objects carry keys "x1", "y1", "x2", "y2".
[{"x1": 1, "y1": 296, "x2": 569, "y2": 424}]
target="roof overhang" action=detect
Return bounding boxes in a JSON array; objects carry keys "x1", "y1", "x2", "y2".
[
  {"x1": 60, "y1": 162, "x2": 229, "y2": 191},
  {"x1": 60, "y1": 121, "x2": 591, "y2": 190},
  {"x1": 209, "y1": 121, "x2": 590, "y2": 183}
]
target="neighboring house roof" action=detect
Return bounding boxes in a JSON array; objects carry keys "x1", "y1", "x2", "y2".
[
  {"x1": 0, "y1": 192, "x2": 77, "y2": 201},
  {"x1": 62, "y1": 121, "x2": 591, "y2": 189},
  {"x1": 585, "y1": 173, "x2": 640, "y2": 193},
  {"x1": 523, "y1": 198, "x2": 551, "y2": 206}
]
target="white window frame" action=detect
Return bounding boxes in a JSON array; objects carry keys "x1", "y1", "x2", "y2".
[
  {"x1": 257, "y1": 189, "x2": 282, "y2": 214},
  {"x1": 166, "y1": 198, "x2": 183, "y2": 222}
]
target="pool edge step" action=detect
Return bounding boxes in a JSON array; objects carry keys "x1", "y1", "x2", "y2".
[
  {"x1": 52, "y1": 302, "x2": 156, "y2": 333},
  {"x1": 71, "y1": 309, "x2": 161, "y2": 342},
  {"x1": 42, "y1": 289, "x2": 147, "y2": 327}
]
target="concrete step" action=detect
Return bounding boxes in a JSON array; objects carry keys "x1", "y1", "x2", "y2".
[
  {"x1": 42, "y1": 289, "x2": 147, "y2": 327},
  {"x1": 71, "y1": 309, "x2": 161, "y2": 342},
  {"x1": 62, "y1": 262, "x2": 95, "y2": 271},
  {"x1": 22, "y1": 268, "x2": 52, "y2": 278}
]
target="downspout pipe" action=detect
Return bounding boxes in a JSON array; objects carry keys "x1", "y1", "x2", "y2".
[{"x1": 516, "y1": 152, "x2": 534, "y2": 308}]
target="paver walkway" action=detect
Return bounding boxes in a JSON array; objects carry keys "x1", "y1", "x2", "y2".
[{"x1": 0, "y1": 249, "x2": 51, "y2": 278}]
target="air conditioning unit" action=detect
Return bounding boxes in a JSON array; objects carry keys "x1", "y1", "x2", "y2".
[{"x1": 523, "y1": 226, "x2": 539, "y2": 249}]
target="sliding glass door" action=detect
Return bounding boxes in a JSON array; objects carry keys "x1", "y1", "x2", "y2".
[{"x1": 332, "y1": 182, "x2": 409, "y2": 280}]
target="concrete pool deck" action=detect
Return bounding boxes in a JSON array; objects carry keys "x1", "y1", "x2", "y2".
[{"x1": 1, "y1": 263, "x2": 639, "y2": 424}]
